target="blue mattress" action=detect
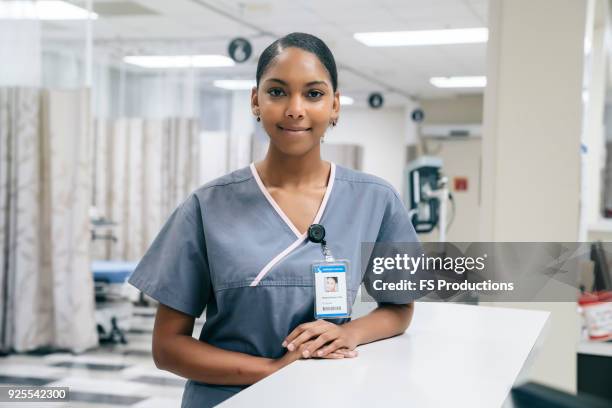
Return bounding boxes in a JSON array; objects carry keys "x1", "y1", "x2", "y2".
[{"x1": 92, "y1": 261, "x2": 139, "y2": 283}]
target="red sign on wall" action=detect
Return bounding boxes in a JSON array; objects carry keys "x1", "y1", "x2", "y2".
[{"x1": 454, "y1": 177, "x2": 468, "y2": 192}]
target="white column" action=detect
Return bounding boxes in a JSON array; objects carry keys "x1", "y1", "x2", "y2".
[
  {"x1": 582, "y1": 0, "x2": 608, "y2": 239},
  {"x1": 481, "y1": 0, "x2": 588, "y2": 392}
]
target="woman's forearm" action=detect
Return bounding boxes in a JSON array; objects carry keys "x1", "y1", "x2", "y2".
[
  {"x1": 343, "y1": 302, "x2": 414, "y2": 346},
  {"x1": 154, "y1": 334, "x2": 288, "y2": 386},
  {"x1": 154, "y1": 304, "x2": 413, "y2": 385}
]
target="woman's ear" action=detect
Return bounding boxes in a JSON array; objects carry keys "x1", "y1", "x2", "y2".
[
  {"x1": 332, "y1": 90, "x2": 341, "y2": 121},
  {"x1": 251, "y1": 86, "x2": 260, "y2": 117}
]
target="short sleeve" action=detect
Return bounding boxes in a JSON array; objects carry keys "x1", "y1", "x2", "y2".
[
  {"x1": 128, "y1": 194, "x2": 211, "y2": 317},
  {"x1": 362, "y1": 188, "x2": 425, "y2": 304},
  {"x1": 376, "y1": 189, "x2": 419, "y2": 244}
]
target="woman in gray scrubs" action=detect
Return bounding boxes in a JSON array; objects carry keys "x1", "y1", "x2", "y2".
[{"x1": 128, "y1": 32, "x2": 419, "y2": 407}]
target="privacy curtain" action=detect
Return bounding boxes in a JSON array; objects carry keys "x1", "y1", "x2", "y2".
[
  {"x1": 0, "y1": 88, "x2": 97, "y2": 353},
  {"x1": 92, "y1": 118, "x2": 200, "y2": 261}
]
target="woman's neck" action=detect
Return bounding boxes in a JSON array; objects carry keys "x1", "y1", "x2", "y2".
[{"x1": 257, "y1": 146, "x2": 330, "y2": 189}]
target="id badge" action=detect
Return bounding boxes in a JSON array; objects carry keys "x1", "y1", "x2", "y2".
[{"x1": 313, "y1": 260, "x2": 350, "y2": 319}]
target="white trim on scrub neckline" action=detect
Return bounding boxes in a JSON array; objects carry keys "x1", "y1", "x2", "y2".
[{"x1": 248, "y1": 162, "x2": 336, "y2": 286}]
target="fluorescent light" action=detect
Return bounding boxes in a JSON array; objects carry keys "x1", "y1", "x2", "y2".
[
  {"x1": 0, "y1": 1, "x2": 98, "y2": 20},
  {"x1": 340, "y1": 96, "x2": 354, "y2": 105},
  {"x1": 123, "y1": 55, "x2": 235, "y2": 69},
  {"x1": 430, "y1": 76, "x2": 487, "y2": 88},
  {"x1": 354, "y1": 28, "x2": 488, "y2": 47},
  {"x1": 37, "y1": 1, "x2": 97, "y2": 20},
  {"x1": 124, "y1": 56, "x2": 191, "y2": 68},
  {"x1": 192, "y1": 55, "x2": 235, "y2": 67},
  {"x1": 214, "y1": 80, "x2": 256, "y2": 90}
]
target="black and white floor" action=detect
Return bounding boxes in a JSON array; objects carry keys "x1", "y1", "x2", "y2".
[{"x1": 0, "y1": 306, "x2": 202, "y2": 407}]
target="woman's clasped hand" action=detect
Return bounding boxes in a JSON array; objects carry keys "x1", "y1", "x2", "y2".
[{"x1": 281, "y1": 319, "x2": 359, "y2": 360}]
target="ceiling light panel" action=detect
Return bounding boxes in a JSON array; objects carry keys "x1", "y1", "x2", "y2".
[
  {"x1": 429, "y1": 76, "x2": 487, "y2": 88},
  {"x1": 124, "y1": 55, "x2": 235, "y2": 68},
  {"x1": 0, "y1": 1, "x2": 98, "y2": 20},
  {"x1": 354, "y1": 28, "x2": 488, "y2": 47}
]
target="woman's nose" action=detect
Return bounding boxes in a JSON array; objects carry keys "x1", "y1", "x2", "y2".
[{"x1": 285, "y1": 95, "x2": 305, "y2": 119}]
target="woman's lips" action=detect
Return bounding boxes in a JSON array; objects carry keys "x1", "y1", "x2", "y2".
[{"x1": 277, "y1": 125, "x2": 312, "y2": 134}]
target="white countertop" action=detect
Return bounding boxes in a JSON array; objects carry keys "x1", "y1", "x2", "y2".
[{"x1": 220, "y1": 302, "x2": 550, "y2": 408}]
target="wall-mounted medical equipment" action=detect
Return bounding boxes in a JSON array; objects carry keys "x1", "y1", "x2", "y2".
[{"x1": 405, "y1": 156, "x2": 454, "y2": 241}]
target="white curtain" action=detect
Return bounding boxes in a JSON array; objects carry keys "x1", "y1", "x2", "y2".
[
  {"x1": 0, "y1": 87, "x2": 97, "y2": 353},
  {"x1": 92, "y1": 118, "x2": 200, "y2": 261}
]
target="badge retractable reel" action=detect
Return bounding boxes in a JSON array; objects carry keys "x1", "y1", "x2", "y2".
[{"x1": 308, "y1": 224, "x2": 351, "y2": 319}]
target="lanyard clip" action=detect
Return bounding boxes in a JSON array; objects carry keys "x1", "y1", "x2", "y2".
[{"x1": 308, "y1": 224, "x2": 335, "y2": 262}]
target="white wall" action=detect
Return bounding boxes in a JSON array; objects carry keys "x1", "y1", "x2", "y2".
[
  {"x1": 327, "y1": 106, "x2": 407, "y2": 193},
  {"x1": 0, "y1": 20, "x2": 41, "y2": 87}
]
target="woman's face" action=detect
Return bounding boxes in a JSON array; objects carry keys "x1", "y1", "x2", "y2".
[
  {"x1": 325, "y1": 277, "x2": 337, "y2": 292},
  {"x1": 251, "y1": 47, "x2": 340, "y2": 156}
]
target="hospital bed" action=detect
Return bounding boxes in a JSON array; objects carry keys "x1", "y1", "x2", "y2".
[{"x1": 92, "y1": 261, "x2": 138, "y2": 345}]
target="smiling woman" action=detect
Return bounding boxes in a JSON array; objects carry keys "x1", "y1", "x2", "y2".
[
  {"x1": 128, "y1": 32, "x2": 418, "y2": 408},
  {"x1": 252, "y1": 34, "x2": 340, "y2": 156}
]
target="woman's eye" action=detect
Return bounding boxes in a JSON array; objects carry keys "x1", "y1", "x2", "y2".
[
  {"x1": 308, "y1": 90, "x2": 324, "y2": 98},
  {"x1": 268, "y1": 88, "x2": 285, "y2": 97}
]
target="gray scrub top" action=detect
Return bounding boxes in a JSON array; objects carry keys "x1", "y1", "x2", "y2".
[{"x1": 128, "y1": 162, "x2": 419, "y2": 408}]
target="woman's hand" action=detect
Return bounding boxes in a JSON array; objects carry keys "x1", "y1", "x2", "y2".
[
  {"x1": 271, "y1": 339, "x2": 356, "y2": 374},
  {"x1": 282, "y1": 320, "x2": 359, "y2": 359}
]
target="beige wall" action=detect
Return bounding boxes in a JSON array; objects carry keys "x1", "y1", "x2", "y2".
[
  {"x1": 420, "y1": 94, "x2": 483, "y2": 124},
  {"x1": 481, "y1": 0, "x2": 587, "y2": 393}
]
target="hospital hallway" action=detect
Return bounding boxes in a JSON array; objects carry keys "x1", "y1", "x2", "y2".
[
  {"x1": 2, "y1": 0, "x2": 612, "y2": 406},
  {"x1": 0, "y1": 305, "x2": 204, "y2": 407}
]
